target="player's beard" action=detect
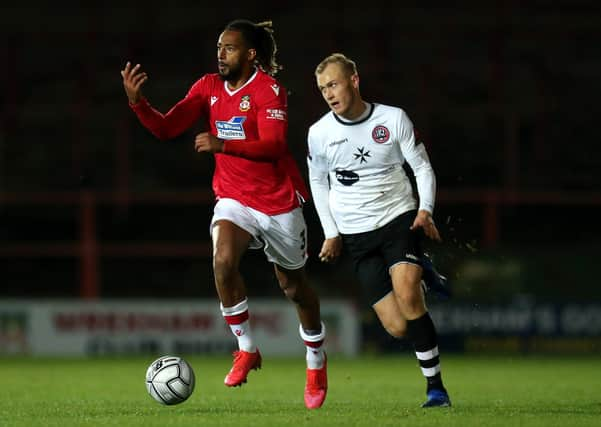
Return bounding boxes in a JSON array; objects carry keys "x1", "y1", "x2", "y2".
[{"x1": 218, "y1": 61, "x2": 243, "y2": 82}]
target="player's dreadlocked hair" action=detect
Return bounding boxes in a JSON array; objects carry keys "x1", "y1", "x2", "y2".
[{"x1": 224, "y1": 19, "x2": 282, "y2": 76}]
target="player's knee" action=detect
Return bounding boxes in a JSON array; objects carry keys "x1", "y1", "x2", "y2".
[
  {"x1": 212, "y1": 253, "x2": 237, "y2": 285},
  {"x1": 383, "y1": 320, "x2": 407, "y2": 338},
  {"x1": 284, "y1": 288, "x2": 300, "y2": 303},
  {"x1": 275, "y1": 266, "x2": 312, "y2": 304},
  {"x1": 396, "y1": 290, "x2": 424, "y2": 314},
  {"x1": 280, "y1": 281, "x2": 300, "y2": 302},
  {"x1": 279, "y1": 277, "x2": 309, "y2": 304}
]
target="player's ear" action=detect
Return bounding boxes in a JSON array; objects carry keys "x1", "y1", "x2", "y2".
[
  {"x1": 350, "y1": 73, "x2": 360, "y2": 89},
  {"x1": 247, "y1": 48, "x2": 257, "y2": 61}
]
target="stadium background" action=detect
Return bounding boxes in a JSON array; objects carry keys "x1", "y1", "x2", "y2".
[{"x1": 1, "y1": 1, "x2": 601, "y2": 356}]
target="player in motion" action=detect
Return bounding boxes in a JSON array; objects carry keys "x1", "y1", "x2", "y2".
[
  {"x1": 307, "y1": 53, "x2": 451, "y2": 407},
  {"x1": 121, "y1": 19, "x2": 327, "y2": 409}
]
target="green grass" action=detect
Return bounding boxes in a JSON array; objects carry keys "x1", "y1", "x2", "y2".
[{"x1": 0, "y1": 354, "x2": 599, "y2": 426}]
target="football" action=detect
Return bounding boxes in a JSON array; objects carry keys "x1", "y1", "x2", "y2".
[{"x1": 145, "y1": 355, "x2": 196, "y2": 405}]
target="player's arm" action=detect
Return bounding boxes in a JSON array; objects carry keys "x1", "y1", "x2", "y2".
[
  {"x1": 398, "y1": 110, "x2": 441, "y2": 241},
  {"x1": 122, "y1": 62, "x2": 206, "y2": 140},
  {"x1": 307, "y1": 128, "x2": 342, "y2": 262},
  {"x1": 220, "y1": 88, "x2": 288, "y2": 161}
]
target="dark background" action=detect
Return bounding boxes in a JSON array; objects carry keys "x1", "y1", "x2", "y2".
[{"x1": 1, "y1": 2, "x2": 600, "y2": 347}]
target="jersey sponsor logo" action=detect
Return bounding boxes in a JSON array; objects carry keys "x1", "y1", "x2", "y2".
[
  {"x1": 353, "y1": 146, "x2": 371, "y2": 164},
  {"x1": 372, "y1": 125, "x2": 390, "y2": 143},
  {"x1": 328, "y1": 138, "x2": 348, "y2": 147},
  {"x1": 210, "y1": 96, "x2": 218, "y2": 106},
  {"x1": 271, "y1": 84, "x2": 280, "y2": 96},
  {"x1": 239, "y1": 95, "x2": 251, "y2": 112},
  {"x1": 266, "y1": 108, "x2": 286, "y2": 120},
  {"x1": 215, "y1": 116, "x2": 247, "y2": 140},
  {"x1": 335, "y1": 169, "x2": 359, "y2": 186}
]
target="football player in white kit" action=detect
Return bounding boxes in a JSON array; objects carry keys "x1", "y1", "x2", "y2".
[{"x1": 307, "y1": 53, "x2": 451, "y2": 408}]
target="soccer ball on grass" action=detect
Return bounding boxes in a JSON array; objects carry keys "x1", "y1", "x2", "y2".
[{"x1": 145, "y1": 355, "x2": 195, "y2": 405}]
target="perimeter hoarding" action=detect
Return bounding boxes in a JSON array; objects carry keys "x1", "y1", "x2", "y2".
[{"x1": 0, "y1": 299, "x2": 360, "y2": 356}]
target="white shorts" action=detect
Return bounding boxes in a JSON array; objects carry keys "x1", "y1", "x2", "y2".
[{"x1": 210, "y1": 198, "x2": 308, "y2": 270}]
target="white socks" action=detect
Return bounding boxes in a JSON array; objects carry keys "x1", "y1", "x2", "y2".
[
  {"x1": 221, "y1": 298, "x2": 256, "y2": 353},
  {"x1": 299, "y1": 322, "x2": 326, "y2": 369},
  {"x1": 222, "y1": 299, "x2": 326, "y2": 367}
]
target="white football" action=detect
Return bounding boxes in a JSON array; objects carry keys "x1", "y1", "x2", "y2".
[{"x1": 145, "y1": 355, "x2": 195, "y2": 405}]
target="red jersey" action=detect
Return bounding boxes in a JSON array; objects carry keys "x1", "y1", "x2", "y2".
[{"x1": 130, "y1": 69, "x2": 309, "y2": 215}]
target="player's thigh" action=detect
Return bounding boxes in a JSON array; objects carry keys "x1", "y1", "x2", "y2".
[
  {"x1": 211, "y1": 219, "x2": 252, "y2": 265},
  {"x1": 390, "y1": 262, "x2": 426, "y2": 319},
  {"x1": 379, "y1": 212, "x2": 425, "y2": 306},
  {"x1": 261, "y1": 207, "x2": 308, "y2": 270},
  {"x1": 211, "y1": 198, "x2": 262, "y2": 251},
  {"x1": 343, "y1": 234, "x2": 393, "y2": 307},
  {"x1": 380, "y1": 210, "x2": 424, "y2": 269},
  {"x1": 372, "y1": 292, "x2": 408, "y2": 338}
]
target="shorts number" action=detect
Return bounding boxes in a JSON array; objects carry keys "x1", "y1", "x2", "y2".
[{"x1": 300, "y1": 229, "x2": 306, "y2": 251}]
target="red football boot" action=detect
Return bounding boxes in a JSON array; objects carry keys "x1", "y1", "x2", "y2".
[
  {"x1": 224, "y1": 349, "x2": 262, "y2": 387},
  {"x1": 304, "y1": 353, "x2": 328, "y2": 409}
]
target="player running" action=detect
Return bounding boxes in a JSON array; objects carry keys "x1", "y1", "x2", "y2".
[
  {"x1": 307, "y1": 53, "x2": 451, "y2": 408},
  {"x1": 121, "y1": 19, "x2": 327, "y2": 409}
]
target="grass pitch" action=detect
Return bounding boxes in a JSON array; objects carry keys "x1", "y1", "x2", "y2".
[{"x1": 0, "y1": 354, "x2": 599, "y2": 426}]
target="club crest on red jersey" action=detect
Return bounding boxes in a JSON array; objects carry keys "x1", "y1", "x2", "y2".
[
  {"x1": 372, "y1": 125, "x2": 390, "y2": 143},
  {"x1": 239, "y1": 95, "x2": 251, "y2": 112}
]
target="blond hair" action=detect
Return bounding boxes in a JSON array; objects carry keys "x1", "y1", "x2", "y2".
[{"x1": 315, "y1": 53, "x2": 358, "y2": 77}]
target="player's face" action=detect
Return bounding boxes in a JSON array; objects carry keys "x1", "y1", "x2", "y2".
[
  {"x1": 217, "y1": 30, "x2": 254, "y2": 82},
  {"x1": 316, "y1": 63, "x2": 362, "y2": 119}
]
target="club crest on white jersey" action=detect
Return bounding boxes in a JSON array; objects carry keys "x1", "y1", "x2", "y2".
[
  {"x1": 216, "y1": 116, "x2": 247, "y2": 140},
  {"x1": 372, "y1": 125, "x2": 390, "y2": 143}
]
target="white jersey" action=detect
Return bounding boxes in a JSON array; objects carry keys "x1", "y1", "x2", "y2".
[{"x1": 307, "y1": 102, "x2": 436, "y2": 237}]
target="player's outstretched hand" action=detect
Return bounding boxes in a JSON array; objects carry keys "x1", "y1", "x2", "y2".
[
  {"x1": 410, "y1": 210, "x2": 441, "y2": 242},
  {"x1": 194, "y1": 132, "x2": 224, "y2": 154},
  {"x1": 121, "y1": 62, "x2": 147, "y2": 105},
  {"x1": 319, "y1": 236, "x2": 342, "y2": 263}
]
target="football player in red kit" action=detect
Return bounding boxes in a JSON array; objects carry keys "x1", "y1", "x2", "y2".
[{"x1": 121, "y1": 19, "x2": 327, "y2": 409}]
